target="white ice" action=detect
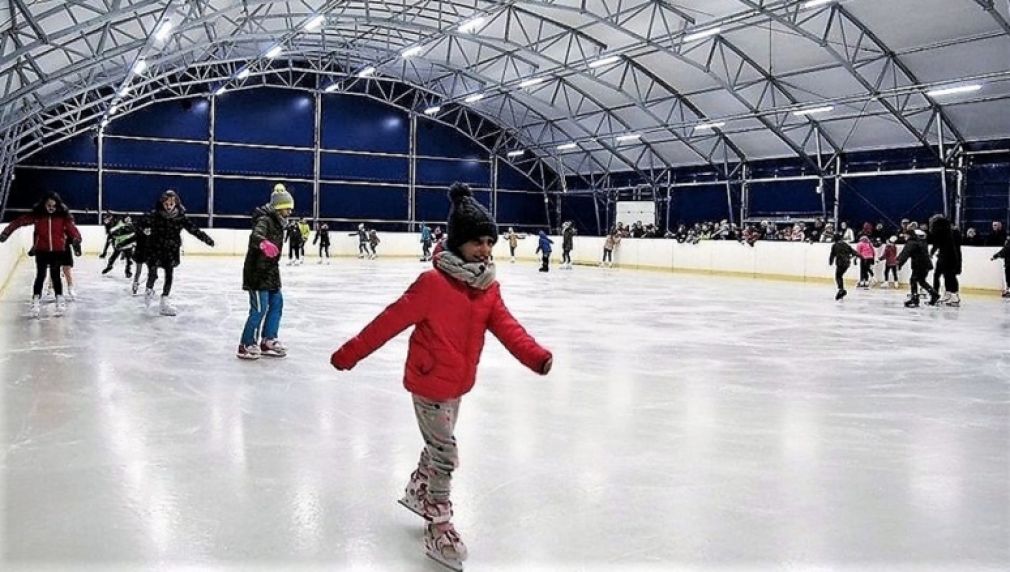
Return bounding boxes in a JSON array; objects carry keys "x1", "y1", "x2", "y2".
[{"x1": 1, "y1": 255, "x2": 1008, "y2": 571}]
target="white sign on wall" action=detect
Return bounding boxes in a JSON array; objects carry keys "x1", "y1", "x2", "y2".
[{"x1": 616, "y1": 200, "x2": 656, "y2": 228}]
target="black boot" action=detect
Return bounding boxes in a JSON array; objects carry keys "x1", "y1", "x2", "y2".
[
  {"x1": 927, "y1": 291, "x2": 940, "y2": 306},
  {"x1": 904, "y1": 294, "x2": 920, "y2": 308},
  {"x1": 102, "y1": 266, "x2": 113, "y2": 275},
  {"x1": 835, "y1": 289, "x2": 847, "y2": 301}
]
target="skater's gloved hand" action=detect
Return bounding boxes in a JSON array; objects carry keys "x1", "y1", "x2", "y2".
[
  {"x1": 0, "y1": 233, "x2": 7, "y2": 243},
  {"x1": 72, "y1": 242, "x2": 82, "y2": 257},
  {"x1": 540, "y1": 357, "x2": 553, "y2": 375},
  {"x1": 259, "y1": 240, "x2": 280, "y2": 258},
  {"x1": 205, "y1": 237, "x2": 216, "y2": 247}
]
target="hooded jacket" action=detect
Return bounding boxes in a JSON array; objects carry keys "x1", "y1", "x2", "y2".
[
  {"x1": 243, "y1": 205, "x2": 286, "y2": 291},
  {"x1": 330, "y1": 254, "x2": 552, "y2": 401},
  {"x1": 897, "y1": 235, "x2": 933, "y2": 273},
  {"x1": 829, "y1": 241, "x2": 858, "y2": 267},
  {"x1": 144, "y1": 204, "x2": 214, "y2": 268},
  {"x1": 1, "y1": 213, "x2": 81, "y2": 253},
  {"x1": 562, "y1": 225, "x2": 577, "y2": 250},
  {"x1": 535, "y1": 231, "x2": 553, "y2": 255}
]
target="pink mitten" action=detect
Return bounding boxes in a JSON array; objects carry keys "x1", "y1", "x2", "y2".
[{"x1": 259, "y1": 240, "x2": 280, "y2": 258}]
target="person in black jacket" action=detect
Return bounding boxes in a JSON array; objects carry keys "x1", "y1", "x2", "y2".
[
  {"x1": 143, "y1": 189, "x2": 215, "y2": 315},
  {"x1": 313, "y1": 222, "x2": 331, "y2": 264},
  {"x1": 286, "y1": 220, "x2": 304, "y2": 265},
  {"x1": 929, "y1": 214, "x2": 963, "y2": 306},
  {"x1": 829, "y1": 233, "x2": 859, "y2": 300},
  {"x1": 560, "y1": 221, "x2": 577, "y2": 269},
  {"x1": 992, "y1": 236, "x2": 1010, "y2": 298},
  {"x1": 99, "y1": 212, "x2": 116, "y2": 259},
  {"x1": 897, "y1": 229, "x2": 939, "y2": 307},
  {"x1": 238, "y1": 186, "x2": 293, "y2": 359},
  {"x1": 986, "y1": 221, "x2": 1007, "y2": 247}
]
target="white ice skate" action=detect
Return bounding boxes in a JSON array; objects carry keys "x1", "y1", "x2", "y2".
[
  {"x1": 938, "y1": 292, "x2": 952, "y2": 305},
  {"x1": 131, "y1": 281, "x2": 139, "y2": 296},
  {"x1": 159, "y1": 296, "x2": 177, "y2": 316},
  {"x1": 236, "y1": 344, "x2": 261, "y2": 360},
  {"x1": 54, "y1": 295, "x2": 67, "y2": 316},
  {"x1": 398, "y1": 469, "x2": 430, "y2": 519},
  {"x1": 946, "y1": 293, "x2": 961, "y2": 307},
  {"x1": 145, "y1": 288, "x2": 156, "y2": 308},
  {"x1": 425, "y1": 522, "x2": 467, "y2": 572},
  {"x1": 317, "y1": 259, "x2": 323, "y2": 265},
  {"x1": 260, "y1": 338, "x2": 287, "y2": 358},
  {"x1": 510, "y1": 256, "x2": 515, "y2": 263},
  {"x1": 29, "y1": 296, "x2": 41, "y2": 319}
]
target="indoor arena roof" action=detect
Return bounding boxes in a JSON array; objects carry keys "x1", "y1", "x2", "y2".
[{"x1": 1, "y1": 0, "x2": 1008, "y2": 181}]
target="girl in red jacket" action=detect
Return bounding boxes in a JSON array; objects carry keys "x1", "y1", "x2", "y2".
[
  {"x1": 331, "y1": 183, "x2": 553, "y2": 571},
  {"x1": 0, "y1": 192, "x2": 81, "y2": 318}
]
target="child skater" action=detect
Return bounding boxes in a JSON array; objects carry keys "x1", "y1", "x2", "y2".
[
  {"x1": 560, "y1": 221, "x2": 577, "y2": 269},
  {"x1": 237, "y1": 186, "x2": 293, "y2": 359},
  {"x1": 420, "y1": 223, "x2": 433, "y2": 261},
  {"x1": 855, "y1": 235, "x2": 875, "y2": 288},
  {"x1": 600, "y1": 228, "x2": 621, "y2": 267},
  {"x1": 928, "y1": 214, "x2": 963, "y2": 307},
  {"x1": 131, "y1": 214, "x2": 150, "y2": 295},
  {"x1": 313, "y1": 222, "x2": 331, "y2": 264},
  {"x1": 102, "y1": 215, "x2": 137, "y2": 278},
  {"x1": 505, "y1": 227, "x2": 525, "y2": 263},
  {"x1": 367, "y1": 228, "x2": 380, "y2": 259},
  {"x1": 880, "y1": 236, "x2": 899, "y2": 288},
  {"x1": 992, "y1": 235, "x2": 1010, "y2": 298},
  {"x1": 350, "y1": 223, "x2": 369, "y2": 258},
  {"x1": 297, "y1": 218, "x2": 311, "y2": 260},
  {"x1": 897, "y1": 228, "x2": 939, "y2": 308},
  {"x1": 142, "y1": 189, "x2": 215, "y2": 316},
  {"x1": 330, "y1": 182, "x2": 553, "y2": 571},
  {"x1": 535, "y1": 230, "x2": 553, "y2": 272},
  {"x1": 0, "y1": 191, "x2": 81, "y2": 318},
  {"x1": 286, "y1": 219, "x2": 303, "y2": 266},
  {"x1": 829, "y1": 233, "x2": 859, "y2": 300}
]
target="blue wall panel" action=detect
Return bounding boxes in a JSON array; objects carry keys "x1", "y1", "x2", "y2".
[
  {"x1": 213, "y1": 178, "x2": 313, "y2": 217},
  {"x1": 417, "y1": 118, "x2": 486, "y2": 159},
  {"x1": 417, "y1": 158, "x2": 490, "y2": 187},
  {"x1": 669, "y1": 185, "x2": 734, "y2": 226},
  {"x1": 749, "y1": 181, "x2": 826, "y2": 217},
  {"x1": 102, "y1": 173, "x2": 208, "y2": 214},
  {"x1": 216, "y1": 88, "x2": 314, "y2": 147},
  {"x1": 839, "y1": 174, "x2": 943, "y2": 227},
  {"x1": 496, "y1": 191, "x2": 547, "y2": 228},
  {"x1": 104, "y1": 138, "x2": 208, "y2": 172},
  {"x1": 107, "y1": 98, "x2": 209, "y2": 140},
  {"x1": 560, "y1": 195, "x2": 600, "y2": 234},
  {"x1": 497, "y1": 161, "x2": 537, "y2": 191},
  {"x1": 319, "y1": 184, "x2": 408, "y2": 220},
  {"x1": 416, "y1": 189, "x2": 451, "y2": 223},
  {"x1": 215, "y1": 146, "x2": 313, "y2": 178},
  {"x1": 321, "y1": 95, "x2": 409, "y2": 154},
  {"x1": 21, "y1": 135, "x2": 97, "y2": 167},
  {"x1": 320, "y1": 153, "x2": 409, "y2": 182},
  {"x1": 7, "y1": 168, "x2": 98, "y2": 213}
]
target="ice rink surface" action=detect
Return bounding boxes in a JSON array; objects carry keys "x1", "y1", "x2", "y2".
[{"x1": 1, "y1": 254, "x2": 1008, "y2": 571}]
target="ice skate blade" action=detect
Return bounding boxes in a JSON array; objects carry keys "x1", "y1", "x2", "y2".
[
  {"x1": 426, "y1": 551, "x2": 464, "y2": 572},
  {"x1": 397, "y1": 498, "x2": 427, "y2": 519}
]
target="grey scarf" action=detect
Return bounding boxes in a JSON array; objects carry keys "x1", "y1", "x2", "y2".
[{"x1": 435, "y1": 248, "x2": 497, "y2": 290}]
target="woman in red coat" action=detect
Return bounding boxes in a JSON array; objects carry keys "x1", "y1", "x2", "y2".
[
  {"x1": 331, "y1": 183, "x2": 552, "y2": 570},
  {"x1": 0, "y1": 191, "x2": 81, "y2": 318}
]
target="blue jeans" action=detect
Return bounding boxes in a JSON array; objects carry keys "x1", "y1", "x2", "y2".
[{"x1": 241, "y1": 290, "x2": 283, "y2": 346}]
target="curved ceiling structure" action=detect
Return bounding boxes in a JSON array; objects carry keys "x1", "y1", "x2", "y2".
[{"x1": 1, "y1": 0, "x2": 1009, "y2": 188}]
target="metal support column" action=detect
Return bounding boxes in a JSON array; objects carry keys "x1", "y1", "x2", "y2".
[
  {"x1": 490, "y1": 153, "x2": 498, "y2": 218},
  {"x1": 408, "y1": 113, "x2": 417, "y2": 230},
  {"x1": 954, "y1": 151, "x2": 966, "y2": 228},
  {"x1": 208, "y1": 95, "x2": 216, "y2": 227},
  {"x1": 740, "y1": 164, "x2": 750, "y2": 225},
  {"x1": 938, "y1": 116, "x2": 949, "y2": 218},
  {"x1": 98, "y1": 129, "x2": 105, "y2": 217},
  {"x1": 313, "y1": 91, "x2": 322, "y2": 222},
  {"x1": 833, "y1": 156, "x2": 842, "y2": 226}
]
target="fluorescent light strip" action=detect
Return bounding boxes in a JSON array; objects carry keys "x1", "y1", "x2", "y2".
[
  {"x1": 237, "y1": 69, "x2": 251, "y2": 80},
  {"x1": 616, "y1": 134, "x2": 640, "y2": 142},
  {"x1": 154, "y1": 21, "x2": 174, "y2": 42},
  {"x1": 101, "y1": 119, "x2": 109, "y2": 128},
  {"x1": 358, "y1": 66, "x2": 376, "y2": 78},
  {"x1": 519, "y1": 77, "x2": 546, "y2": 88},
  {"x1": 557, "y1": 143, "x2": 577, "y2": 151},
  {"x1": 304, "y1": 15, "x2": 326, "y2": 31},
  {"x1": 265, "y1": 46, "x2": 283, "y2": 59},
  {"x1": 793, "y1": 106, "x2": 834, "y2": 117},
  {"x1": 589, "y1": 55, "x2": 620, "y2": 68},
  {"x1": 424, "y1": 106, "x2": 441, "y2": 115},
  {"x1": 109, "y1": 105, "x2": 118, "y2": 115},
  {"x1": 119, "y1": 86, "x2": 130, "y2": 97},
  {"x1": 803, "y1": 0, "x2": 834, "y2": 8},
  {"x1": 215, "y1": 87, "x2": 227, "y2": 96},
  {"x1": 926, "y1": 84, "x2": 983, "y2": 98},
  {"x1": 694, "y1": 121, "x2": 726, "y2": 131},
  {"x1": 402, "y1": 45, "x2": 423, "y2": 58},
  {"x1": 458, "y1": 16, "x2": 485, "y2": 34},
  {"x1": 683, "y1": 27, "x2": 721, "y2": 43},
  {"x1": 506, "y1": 150, "x2": 525, "y2": 158},
  {"x1": 132, "y1": 59, "x2": 147, "y2": 74},
  {"x1": 324, "y1": 84, "x2": 339, "y2": 93},
  {"x1": 464, "y1": 93, "x2": 484, "y2": 103}
]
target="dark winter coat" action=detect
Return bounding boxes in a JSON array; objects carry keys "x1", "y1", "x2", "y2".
[
  {"x1": 929, "y1": 217, "x2": 962, "y2": 274},
  {"x1": 536, "y1": 231, "x2": 553, "y2": 255},
  {"x1": 330, "y1": 266, "x2": 552, "y2": 401},
  {"x1": 562, "y1": 226, "x2": 577, "y2": 250},
  {"x1": 993, "y1": 238, "x2": 1010, "y2": 261},
  {"x1": 897, "y1": 236, "x2": 933, "y2": 274},
  {"x1": 144, "y1": 206, "x2": 214, "y2": 268},
  {"x1": 313, "y1": 228, "x2": 330, "y2": 247},
  {"x1": 243, "y1": 205, "x2": 286, "y2": 291},
  {"x1": 0, "y1": 213, "x2": 81, "y2": 253},
  {"x1": 286, "y1": 223, "x2": 304, "y2": 246},
  {"x1": 986, "y1": 228, "x2": 1007, "y2": 247},
  {"x1": 829, "y1": 241, "x2": 858, "y2": 267}
]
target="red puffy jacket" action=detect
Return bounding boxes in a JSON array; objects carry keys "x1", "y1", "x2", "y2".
[
  {"x1": 331, "y1": 269, "x2": 552, "y2": 401},
  {"x1": 1, "y1": 214, "x2": 81, "y2": 253}
]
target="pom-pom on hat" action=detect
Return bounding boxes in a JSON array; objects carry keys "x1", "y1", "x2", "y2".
[
  {"x1": 446, "y1": 182, "x2": 498, "y2": 253},
  {"x1": 271, "y1": 183, "x2": 294, "y2": 211}
]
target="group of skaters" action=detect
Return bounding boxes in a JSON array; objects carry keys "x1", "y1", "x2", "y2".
[{"x1": 280, "y1": 218, "x2": 382, "y2": 265}]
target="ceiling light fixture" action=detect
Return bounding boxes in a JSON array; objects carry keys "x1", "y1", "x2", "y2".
[
  {"x1": 132, "y1": 59, "x2": 147, "y2": 74},
  {"x1": 402, "y1": 45, "x2": 424, "y2": 58},
  {"x1": 358, "y1": 66, "x2": 376, "y2": 78},
  {"x1": 616, "y1": 134, "x2": 641, "y2": 142},
  {"x1": 304, "y1": 15, "x2": 326, "y2": 31},
  {"x1": 215, "y1": 86, "x2": 227, "y2": 96},
  {"x1": 683, "y1": 28, "x2": 721, "y2": 43},
  {"x1": 589, "y1": 55, "x2": 620, "y2": 68},
  {"x1": 926, "y1": 84, "x2": 983, "y2": 98},
  {"x1": 458, "y1": 17, "x2": 485, "y2": 34},
  {"x1": 519, "y1": 77, "x2": 547, "y2": 89},
  {"x1": 265, "y1": 45, "x2": 283, "y2": 59},
  {"x1": 464, "y1": 93, "x2": 485, "y2": 103},
  {"x1": 424, "y1": 105, "x2": 441, "y2": 115},
  {"x1": 154, "y1": 21, "x2": 174, "y2": 42},
  {"x1": 557, "y1": 143, "x2": 577, "y2": 151},
  {"x1": 237, "y1": 68, "x2": 251, "y2": 80},
  {"x1": 793, "y1": 105, "x2": 834, "y2": 116},
  {"x1": 506, "y1": 150, "x2": 525, "y2": 158},
  {"x1": 694, "y1": 121, "x2": 726, "y2": 131}
]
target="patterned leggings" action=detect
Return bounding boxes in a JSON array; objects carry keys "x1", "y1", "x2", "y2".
[{"x1": 412, "y1": 395, "x2": 461, "y2": 502}]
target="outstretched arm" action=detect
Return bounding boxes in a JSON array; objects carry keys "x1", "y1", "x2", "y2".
[
  {"x1": 0, "y1": 214, "x2": 34, "y2": 242},
  {"x1": 331, "y1": 272, "x2": 434, "y2": 370},
  {"x1": 487, "y1": 295, "x2": 552, "y2": 375},
  {"x1": 183, "y1": 217, "x2": 215, "y2": 246}
]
